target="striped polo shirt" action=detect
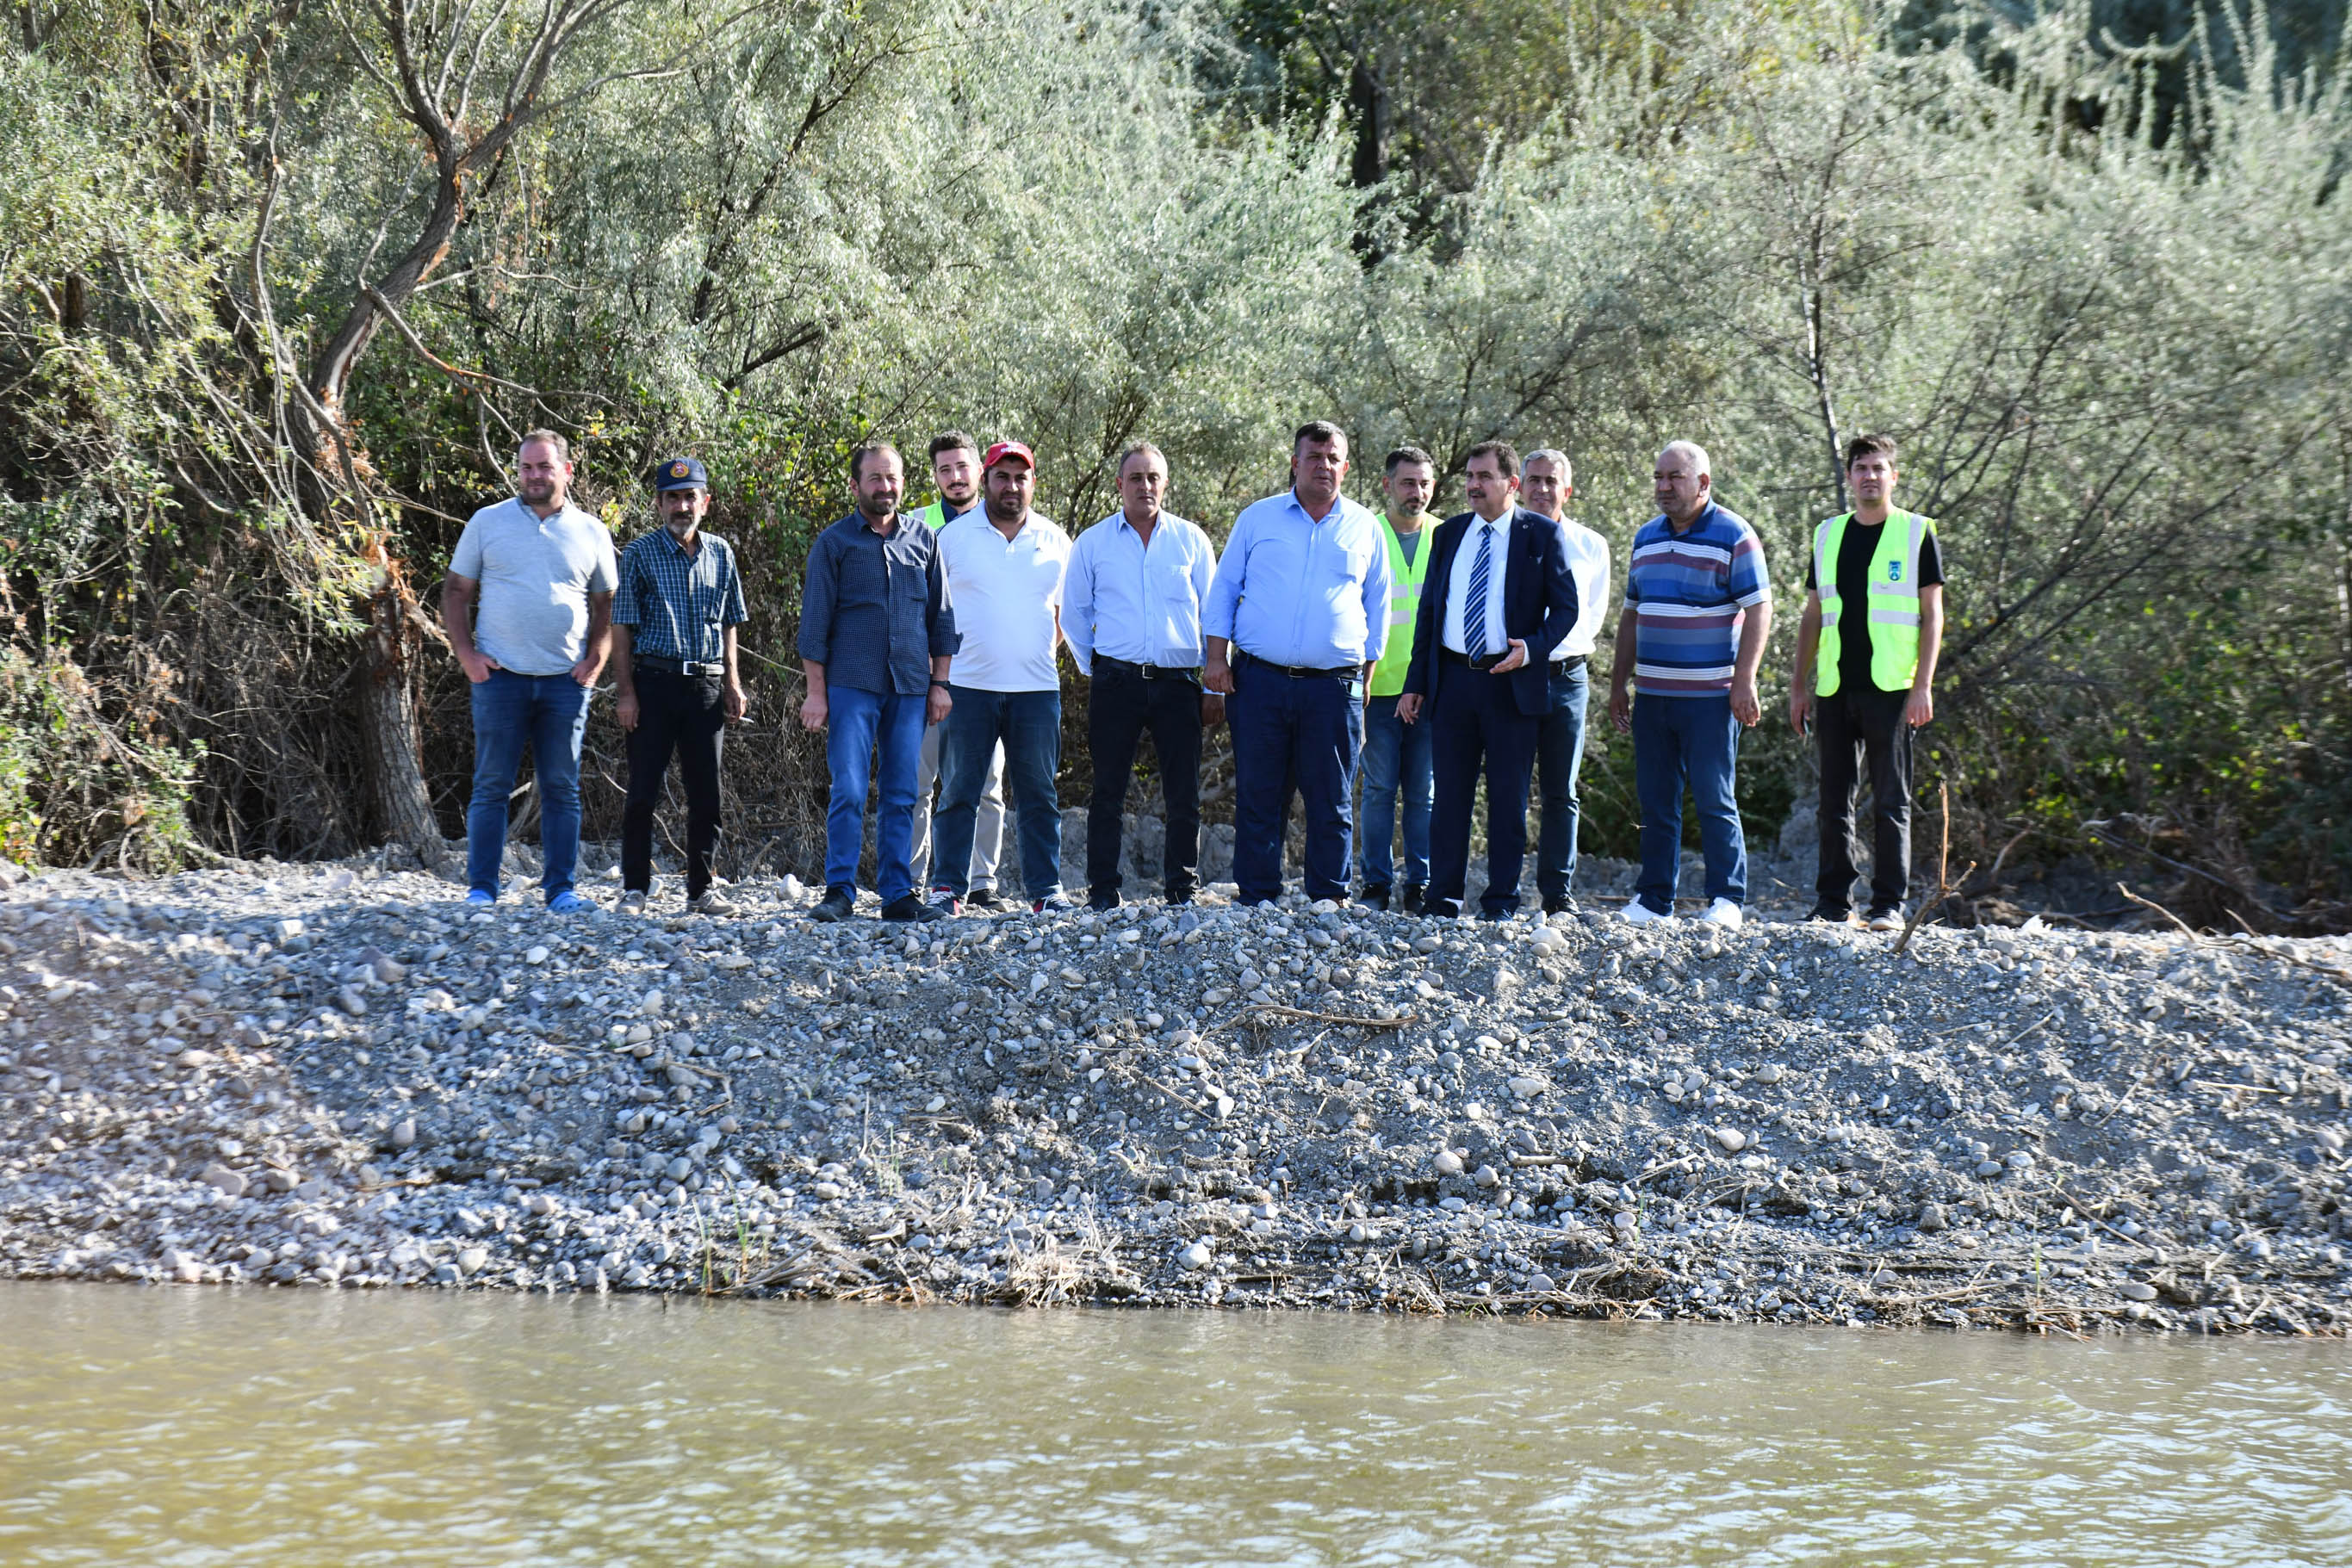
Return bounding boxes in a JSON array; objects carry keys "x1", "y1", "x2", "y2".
[{"x1": 1623, "y1": 501, "x2": 1770, "y2": 697}]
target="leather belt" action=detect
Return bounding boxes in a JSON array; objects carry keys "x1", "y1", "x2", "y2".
[
  {"x1": 1551, "y1": 654, "x2": 1590, "y2": 671},
  {"x1": 636, "y1": 654, "x2": 724, "y2": 677},
  {"x1": 1096, "y1": 655, "x2": 1201, "y2": 682},
  {"x1": 1240, "y1": 651, "x2": 1354, "y2": 680}
]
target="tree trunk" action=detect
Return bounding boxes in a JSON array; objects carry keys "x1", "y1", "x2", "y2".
[{"x1": 357, "y1": 545, "x2": 449, "y2": 868}]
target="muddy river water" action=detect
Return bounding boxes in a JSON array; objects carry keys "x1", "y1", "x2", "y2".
[{"x1": 2, "y1": 1285, "x2": 2346, "y2": 1565}]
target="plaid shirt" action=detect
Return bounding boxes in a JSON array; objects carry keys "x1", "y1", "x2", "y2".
[{"x1": 614, "y1": 527, "x2": 748, "y2": 663}]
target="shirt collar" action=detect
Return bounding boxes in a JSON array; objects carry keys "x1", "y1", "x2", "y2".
[
  {"x1": 1288, "y1": 490, "x2": 1345, "y2": 526},
  {"x1": 653, "y1": 526, "x2": 703, "y2": 557}
]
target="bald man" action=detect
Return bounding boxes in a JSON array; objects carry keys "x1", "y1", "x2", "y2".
[{"x1": 1607, "y1": 440, "x2": 1772, "y2": 929}]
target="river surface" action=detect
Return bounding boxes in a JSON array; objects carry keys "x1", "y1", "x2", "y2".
[{"x1": 2, "y1": 1284, "x2": 2346, "y2": 1565}]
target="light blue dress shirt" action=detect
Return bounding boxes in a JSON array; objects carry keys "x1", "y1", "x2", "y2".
[
  {"x1": 1204, "y1": 491, "x2": 1391, "y2": 669},
  {"x1": 1063, "y1": 511, "x2": 1216, "y2": 675}
]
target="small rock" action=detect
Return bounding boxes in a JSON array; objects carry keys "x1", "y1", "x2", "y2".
[
  {"x1": 526, "y1": 945, "x2": 550, "y2": 965},
  {"x1": 1711, "y1": 1127, "x2": 1747, "y2": 1153},
  {"x1": 1176, "y1": 1240, "x2": 1213, "y2": 1271},
  {"x1": 1473, "y1": 1164, "x2": 1501, "y2": 1188},
  {"x1": 335, "y1": 985, "x2": 368, "y2": 1016},
  {"x1": 1526, "y1": 1272, "x2": 1556, "y2": 1293},
  {"x1": 390, "y1": 1119, "x2": 417, "y2": 1150},
  {"x1": 813, "y1": 1181, "x2": 844, "y2": 1201},
  {"x1": 1506, "y1": 1075, "x2": 1548, "y2": 1100},
  {"x1": 456, "y1": 1248, "x2": 487, "y2": 1276},
  {"x1": 196, "y1": 1162, "x2": 247, "y2": 1199},
  {"x1": 1752, "y1": 1063, "x2": 1786, "y2": 1085},
  {"x1": 1433, "y1": 1150, "x2": 1465, "y2": 1177},
  {"x1": 2120, "y1": 1280, "x2": 2158, "y2": 1302},
  {"x1": 1917, "y1": 1203, "x2": 1949, "y2": 1232},
  {"x1": 2004, "y1": 1150, "x2": 2035, "y2": 1171},
  {"x1": 264, "y1": 1168, "x2": 299, "y2": 1193},
  {"x1": 175, "y1": 1049, "x2": 216, "y2": 1069},
  {"x1": 166, "y1": 1249, "x2": 204, "y2": 1284}
]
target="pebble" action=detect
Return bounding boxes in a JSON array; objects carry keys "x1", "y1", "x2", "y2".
[
  {"x1": 1711, "y1": 1127, "x2": 1747, "y2": 1153},
  {"x1": 2120, "y1": 1280, "x2": 2158, "y2": 1302},
  {"x1": 1176, "y1": 1241, "x2": 1213, "y2": 1271},
  {"x1": 1433, "y1": 1150, "x2": 1465, "y2": 1177},
  {"x1": 197, "y1": 1163, "x2": 247, "y2": 1199}
]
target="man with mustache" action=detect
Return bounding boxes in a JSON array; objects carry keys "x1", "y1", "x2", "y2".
[{"x1": 910, "y1": 431, "x2": 1008, "y2": 904}]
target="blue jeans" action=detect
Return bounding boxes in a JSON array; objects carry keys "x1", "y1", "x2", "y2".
[
  {"x1": 824, "y1": 685, "x2": 928, "y2": 902},
  {"x1": 466, "y1": 670, "x2": 592, "y2": 901},
  {"x1": 1631, "y1": 692, "x2": 1746, "y2": 913},
  {"x1": 1231, "y1": 658, "x2": 1362, "y2": 905},
  {"x1": 936, "y1": 686, "x2": 1063, "y2": 900},
  {"x1": 1356, "y1": 693, "x2": 1431, "y2": 890},
  {"x1": 1535, "y1": 662, "x2": 1591, "y2": 897}
]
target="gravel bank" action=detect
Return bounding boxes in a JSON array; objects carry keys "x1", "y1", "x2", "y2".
[{"x1": 4, "y1": 858, "x2": 2350, "y2": 1335}]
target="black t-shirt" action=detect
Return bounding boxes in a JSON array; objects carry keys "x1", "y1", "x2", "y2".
[{"x1": 1805, "y1": 517, "x2": 1944, "y2": 691}]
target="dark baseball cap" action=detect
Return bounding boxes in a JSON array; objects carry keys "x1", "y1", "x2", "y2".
[
  {"x1": 983, "y1": 441, "x2": 1035, "y2": 470},
  {"x1": 651, "y1": 456, "x2": 709, "y2": 492}
]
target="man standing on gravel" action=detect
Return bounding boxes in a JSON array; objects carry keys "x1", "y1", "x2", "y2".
[
  {"x1": 1064, "y1": 442, "x2": 1219, "y2": 909},
  {"x1": 1607, "y1": 440, "x2": 1771, "y2": 929},
  {"x1": 1789, "y1": 434, "x2": 1945, "y2": 930},
  {"x1": 1356, "y1": 447, "x2": 1439, "y2": 914},
  {"x1": 1397, "y1": 442, "x2": 1579, "y2": 920},
  {"x1": 909, "y1": 431, "x2": 1009, "y2": 904},
  {"x1": 797, "y1": 441, "x2": 957, "y2": 923},
  {"x1": 442, "y1": 429, "x2": 617, "y2": 913},
  {"x1": 611, "y1": 456, "x2": 749, "y2": 919},
  {"x1": 1521, "y1": 449, "x2": 1611, "y2": 914},
  {"x1": 931, "y1": 441, "x2": 1075, "y2": 914},
  {"x1": 1204, "y1": 420, "x2": 1390, "y2": 907}
]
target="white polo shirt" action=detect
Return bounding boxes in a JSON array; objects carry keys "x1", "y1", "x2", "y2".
[
  {"x1": 1554, "y1": 515, "x2": 1611, "y2": 660},
  {"x1": 938, "y1": 507, "x2": 1072, "y2": 692}
]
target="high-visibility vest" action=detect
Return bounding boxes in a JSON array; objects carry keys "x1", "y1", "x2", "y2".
[
  {"x1": 915, "y1": 501, "x2": 950, "y2": 530},
  {"x1": 1813, "y1": 509, "x2": 1935, "y2": 696},
  {"x1": 1368, "y1": 513, "x2": 1435, "y2": 698}
]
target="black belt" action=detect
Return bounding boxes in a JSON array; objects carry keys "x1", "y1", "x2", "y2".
[
  {"x1": 1441, "y1": 648, "x2": 1506, "y2": 672},
  {"x1": 636, "y1": 654, "x2": 724, "y2": 677},
  {"x1": 1240, "y1": 651, "x2": 1355, "y2": 680},
  {"x1": 1096, "y1": 655, "x2": 1201, "y2": 682},
  {"x1": 1552, "y1": 654, "x2": 1589, "y2": 671}
]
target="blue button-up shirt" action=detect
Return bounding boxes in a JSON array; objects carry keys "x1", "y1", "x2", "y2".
[
  {"x1": 797, "y1": 512, "x2": 959, "y2": 697},
  {"x1": 613, "y1": 527, "x2": 748, "y2": 663},
  {"x1": 1063, "y1": 510, "x2": 1216, "y2": 675},
  {"x1": 1204, "y1": 491, "x2": 1391, "y2": 669}
]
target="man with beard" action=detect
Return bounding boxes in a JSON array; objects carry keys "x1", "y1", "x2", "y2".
[
  {"x1": 443, "y1": 428, "x2": 617, "y2": 913},
  {"x1": 1519, "y1": 449, "x2": 1611, "y2": 914},
  {"x1": 611, "y1": 456, "x2": 749, "y2": 918},
  {"x1": 797, "y1": 441, "x2": 957, "y2": 922},
  {"x1": 910, "y1": 431, "x2": 1008, "y2": 902},
  {"x1": 931, "y1": 441, "x2": 1075, "y2": 913}
]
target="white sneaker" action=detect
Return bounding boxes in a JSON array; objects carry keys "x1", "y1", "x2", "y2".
[
  {"x1": 1622, "y1": 900, "x2": 1674, "y2": 927},
  {"x1": 1866, "y1": 908, "x2": 1905, "y2": 933},
  {"x1": 1699, "y1": 898, "x2": 1744, "y2": 929}
]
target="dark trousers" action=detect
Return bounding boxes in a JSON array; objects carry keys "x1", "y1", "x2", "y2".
[
  {"x1": 1815, "y1": 684, "x2": 1914, "y2": 915},
  {"x1": 1231, "y1": 657, "x2": 1362, "y2": 905},
  {"x1": 1534, "y1": 661, "x2": 1590, "y2": 898},
  {"x1": 621, "y1": 666, "x2": 727, "y2": 899},
  {"x1": 1427, "y1": 660, "x2": 1540, "y2": 917},
  {"x1": 1086, "y1": 662, "x2": 1202, "y2": 901},
  {"x1": 936, "y1": 686, "x2": 1063, "y2": 900}
]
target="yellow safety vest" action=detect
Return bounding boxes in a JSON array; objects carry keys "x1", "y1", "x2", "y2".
[
  {"x1": 1369, "y1": 513, "x2": 1435, "y2": 698},
  {"x1": 1814, "y1": 509, "x2": 1935, "y2": 696}
]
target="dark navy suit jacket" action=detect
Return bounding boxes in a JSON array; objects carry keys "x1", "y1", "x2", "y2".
[{"x1": 1400, "y1": 505, "x2": 1580, "y2": 717}]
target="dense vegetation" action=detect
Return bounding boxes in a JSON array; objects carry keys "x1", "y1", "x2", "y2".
[{"x1": 0, "y1": 0, "x2": 2344, "y2": 928}]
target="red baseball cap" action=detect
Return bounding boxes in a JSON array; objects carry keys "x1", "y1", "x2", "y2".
[{"x1": 983, "y1": 440, "x2": 1036, "y2": 470}]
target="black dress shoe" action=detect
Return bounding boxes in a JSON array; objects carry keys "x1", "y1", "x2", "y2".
[
  {"x1": 809, "y1": 889, "x2": 855, "y2": 922},
  {"x1": 1399, "y1": 883, "x2": 1425, "y2": 915},
  {"x1": 965, "y1": 888, "x2": 1000, "y2": 909},
  {"x1": 1357, "y1": 884, "x2": 1391, "y2": 911},
  {"x1": 881, "y1": 893, "x2": 946, "y2": 922},
  {"x1": 1088, "y1": 889, "x2": 1122, "y2": 912},
  {"x1": 1542, "y1": 895, "x2": 1578, "y2": 915}
]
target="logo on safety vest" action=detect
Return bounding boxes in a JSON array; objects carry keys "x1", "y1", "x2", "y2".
[{"x1": 1887, "y1": 561, "x2": 1903, "y2": 583}]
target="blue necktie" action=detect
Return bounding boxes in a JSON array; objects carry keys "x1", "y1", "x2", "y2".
[{"x1": 1465, "y1": 524, "x2": 1494, "y2": 660}]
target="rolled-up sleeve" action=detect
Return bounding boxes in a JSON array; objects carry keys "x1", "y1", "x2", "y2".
[
  {"x1": 722, "y1": 543, "x2": 748, "y2": 625},
  {"x1": 1204, "y1": 516, "x2": 1249, "y2": 640},
  {"x1": 925, "y1": 537, "x2": 959, "y2": 660},
  {"x1": 797, "y1": 533, "x2": 838, "y2": 665}
]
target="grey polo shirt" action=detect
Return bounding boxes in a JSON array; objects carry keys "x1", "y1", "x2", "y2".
[
  {"x1": 797, "y1": 511, "x2": 959, "y2": 697},
  {"x1": 449, "y1": 498, "x2": 618, "y2": 676}
]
